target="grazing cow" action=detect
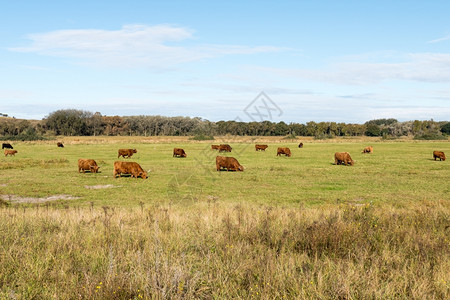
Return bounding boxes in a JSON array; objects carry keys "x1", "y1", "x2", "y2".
[
  {"x1": 2, "y1": 143, "x2": 13, "y2": 149},
  {"x1": 433, "y1": 151, "x2": 446, "y2": 161},
  {"x1": 211, "y1": 145, "x2": 220, "y2": 150},
  {"x1": 113, "y1": 161, "x2": 148, "y2": 179},
  {"x1": 173, "y1": 148, "x2": 187, "y2": 157},
  {"x1": 255, "y1": 144, "x2": 268, "y2": 151},
  {"x1": 4, "y1": 149, "x2": 17, "y2": 156},
  {"x1": 298, "y1": 142, "x2": 303, "y2": 148},
  {"x1": 277, "y1": 147, "x2": 291, "y2": 157},
  {"x1": 362, "y1": 146, "x2": 373, "y2": 154},
  {"x1": 335, "y1": 152, "x2": 354, "y2": 166},
  {"x1": 118, "y1": 148, "x2": 137, "y2": 158},
  {"x1": 57, "y1": 142, "x2": 64, "y2": 148},
  {"x1": 78, "y1": 159, "x2": 100, "y2": 173},
  {"x1": 216, "y1": 156, "x2": 244, "y2": 171},
  {"x1": 219, "y1": 144, "x2": 232, "y2": 152}
]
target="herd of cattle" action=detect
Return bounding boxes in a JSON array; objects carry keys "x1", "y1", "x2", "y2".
[{"x1": 1, "y1": 142, "x2": 447, "y2": 179}]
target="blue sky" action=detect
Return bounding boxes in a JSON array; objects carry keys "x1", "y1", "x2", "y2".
[{"x1": 1, "y1": 0, "x2": 450, "y2": 123}]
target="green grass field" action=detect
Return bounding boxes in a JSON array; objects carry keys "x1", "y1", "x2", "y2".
[
  {"x1": 0, "y1": 137, "x2": 449, "y2": 299},
  {"x1": 0, "y1": 138, "x2": 448, "y2": 207}
]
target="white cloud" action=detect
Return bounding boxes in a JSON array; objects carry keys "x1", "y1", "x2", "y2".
[
  {"x1": 10, "y1": 24, "x2": 284, "y2": 69},
  {"x1": 257, "y1": 52, "x2": 450, "y2": 85},
  {"x1": 427, "y1": 35, "x2": 450, "y2": 44}
]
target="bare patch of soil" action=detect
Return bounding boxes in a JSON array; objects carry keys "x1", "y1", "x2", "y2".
[
  {"x1": 0, "y1": 194, "x2": 80, "y2": 203},
  {"x1": 84, "y1": 184, "x2": 119, "y2": 190}
]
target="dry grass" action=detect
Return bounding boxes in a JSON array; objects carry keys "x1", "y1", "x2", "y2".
[{"x1": 0, "y1": 201, "x2": 448, "y2": 299}]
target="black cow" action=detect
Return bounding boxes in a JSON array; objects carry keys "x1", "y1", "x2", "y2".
[{"x1": 2, "y1": 143, "x2": 13, "y2": 149}]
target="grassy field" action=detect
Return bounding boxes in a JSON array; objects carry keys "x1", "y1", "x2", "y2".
[
  {"x1": 0, "y1": 136, "x2": 449, "y2": 299},
  {"x1": 0, "y1": 136, "x2": 448, "y2": 207}
]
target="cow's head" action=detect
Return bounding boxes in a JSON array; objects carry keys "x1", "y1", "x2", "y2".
[
  {"x1": 182, "y1": 153, "x2": 187, "y2": 157},
  {"x1": 139, "y1": 171, "x2": 148, "y2": 179},
  {"x1": 90, "y1": 165, "x2": 100, "y2": 173},
  {"x1": 350, "y1": 160, "x2": 355, "y2": 166},
  {"x1": 238, "y1": 165, "x2": 244, "y2": 171},
  {"x1": 133, "y1": 149, "x2": 137, "y2": 153}
]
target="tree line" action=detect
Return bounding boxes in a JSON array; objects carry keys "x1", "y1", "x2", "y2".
[{"x1": 0, "y1": 109, "x2": 449, "y2": 140}]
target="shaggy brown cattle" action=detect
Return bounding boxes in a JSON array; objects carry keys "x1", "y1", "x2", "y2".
[
  {"x1": 335, "y1": 152, "x2": 354, "y2": 166},
  {"x1": 57, "y1": 142, "x2": 64, "y2": 148},
  {"x1": 216, "y1": 156, "x2": 244, "y2": 171},
  {"x1": 255, "y1": 144, "x2": 268, "y2": 151},
  {"x1": 277, "y1": 147, "x2": 291, "y2": 157},
  {"x1": 219, "y1": 144, "x2": 232, "y2": 152},
  {"x1": 211, "y1": 145, "x2": 220, "y2": 150},
  {"x1": 433, "y1": 151, "x2": 446, "y2": 161},
  {"x1": 298, "y1": 142, "x2": 303, "y2": 148},
  {"x1": 173, "y1": 148, "x2": 187, "y2": 157},
  {"x1": 118, "y1": 148, "x2": 137, "y2": 158},
  {"x1": 2, "y1": 143, "x2": 13, "y2": 149},
  {"x1": 113, "y1": 161, "x2": 148, "y2": 179},
  {"x1": 362, "y1": 146, "x2": 373, "y2": 154},
  {"x1": 4, "y1": 149, "x2": 17, "y2": 156},
  {"x1": 78, "y1": 159, "x2": 100, "y2": 173}
]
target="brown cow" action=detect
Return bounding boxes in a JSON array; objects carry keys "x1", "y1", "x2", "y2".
[
  {"x1": 216, "y1": 156, "x2": 244, "y2": 171},
  {"x1": 173, "y1": 148, "x2": 187, "y2": 157},
  {"x1": 335, "y1": 152, "x2": 354, "y2": 166},
  {"x1": 433, "y1": 151, "x2": 446, "y2": 161},
  {"x1": 4, "y1": 149, "x2": 17, "y2": 156},
  {"x1": 255, "y1": 144, "x2": 268, "y2": 151},
  {"x1": 57, "y1": 142, "x2": 64, "y2": 148},
  {"x1": 362, "y1": 146, "x2": 373, "y2": 154},
  {"x1": 118, "y1": 148, "x2": 137, "y2": 158},
  {"x1": 219, "y1": 144, "x2": 232, "y2": 152},
  {"x1": 78, "y1": 159, "x2": 100, "y2": 173},
  {"x1": 277, "y1": 147, "x2": 291, "y2": 157},
  {"x1": 211, "y1": 145, "x2": 220, "y2": 150},
  {"x1": 113, "y1": 161, "x2": 148, "y2": 179},
  {"x1": 298, "y1": 142, "x2": 303, "y2": 148}
]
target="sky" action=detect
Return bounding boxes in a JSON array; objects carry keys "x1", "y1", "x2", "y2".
[{"x1": 1, "y1": 0, "x2": 450, "y2": 123}]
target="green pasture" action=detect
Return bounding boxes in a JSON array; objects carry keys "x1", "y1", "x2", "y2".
[{"x1": 0, "y1": 140, "x2": 448, "y2": 207}]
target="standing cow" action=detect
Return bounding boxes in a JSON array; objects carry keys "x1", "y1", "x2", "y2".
[
  {"x1": 216, "y1": 156, "x2": 244, "y2": 171},
  {"x1": 219, "y1": 144, "x2": 232, "y2": 152},
  {"x1": 173, "y1": 148, "x2": 187, "y2": 157},
  {"x1": 298, "y1": 143, "x2": 303, "y2": 148},
  {"x1": 4, "y1": 149, "x2": 17, "y2": 156},
  {"x1": 57, "y1": 142, "x2": 64, "y2": 148},
  {"x1": 2, "y1": 143, "x2": 13, "y2": 149},
  {"x1": 433, "y1": 151, "x2": 446, "y2": 161},
  {"x1": 277, "y1": 147, "x2": 291, "y2": 157},
  {"x1": 78, "y1": 159, "x2": 100, "y2": 173},
  {"x1": 118, "y1": 149, "x2": 137, "y2": 158},
  {"x1": 255, "y1": 144, "x2": 268, "y2": 151},
  {"x1": 335, "y1": 152, "x2": 354, "y2": 166}
]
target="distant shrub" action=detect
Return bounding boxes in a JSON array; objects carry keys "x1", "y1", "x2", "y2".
[
  {"x1": 314, "y1": 133, "x2": 333, "y2": 140},
  {"x1": 0, "y1": 130, "x2": 48, "y2": 141},
  {"x1": 381, "y1": 133, "x2": 398, "y2": 140},
  {"x1": 283, "y1": 132, "x2": 297, "y2": 139},
  {"x1": 189, "y1": 134, "x2": 214, "y2": 141},
  {"x1": 413, "y1": 133, "x2": 446, "y2": 140}
]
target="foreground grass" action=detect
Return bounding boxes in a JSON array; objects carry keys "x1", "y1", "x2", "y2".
[{"x1": 0, "y1": 201, "x2": 449, "y2": 299}]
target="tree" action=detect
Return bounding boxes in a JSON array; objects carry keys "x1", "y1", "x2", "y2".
[
  {"x1": 440, "y1": 122, "x2": 450, "y2": 135},
  {"x1": 365, "y1": 124, "x2": 381, "y2": 136}
]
